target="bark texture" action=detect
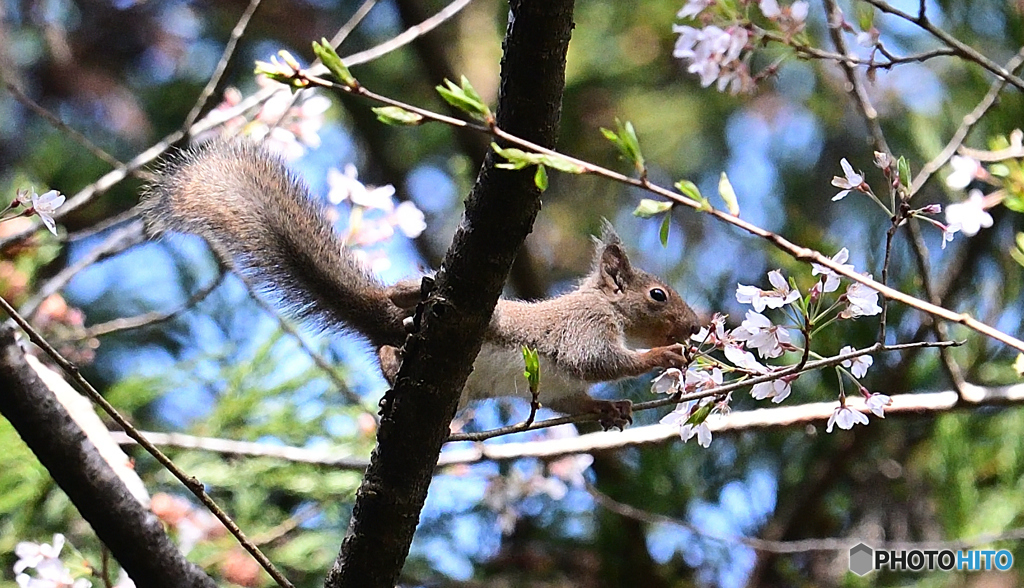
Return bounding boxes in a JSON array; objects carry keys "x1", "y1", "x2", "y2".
[{"x1": 325, "y1": 0, "x2": 577, "y2": 585}]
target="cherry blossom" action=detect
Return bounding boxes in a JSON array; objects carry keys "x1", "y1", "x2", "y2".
[
  {"x1": 839, "y1": 346, "x2": 873, "y2": 378},
  {"x1": 724, "y1": 344, "x2": 768, "y2": 373},
  {"x1": 826, "y1": 405, "x2": 869, "y2": 432},
  {"x1": 677, "y1": 0, "x2": 714, "y2": 18},
  {"x1": 750, "y1": 377, "x2": 792, "y2": 403},
  {"x1": 760, "y1": 0, "x2": 808, "y2": 34},
  {"x1": 811, "y1": 247, "x2": 853, "y2": 293},
  {"x1": 13, "y1": 534, "x2": 91, "y2": 588},
  {"x1": 691, "y1": 313, "x2": 732, "y2": 347},
  {"x1": 873, "y1": 151, "x2": 893, "y2": 170},
  {"x1": 841, "y1": 279, "x2": 882, "y2": 318},
  {"x1": 198, "y1": 77, "x2": 331, "y2": 160},
  {"x1": 27, "y1": 189, "x2": 65, "y2": 236},
  {"x1": 856, "y1": 28, "x2": 880, "y2": 48},
  {"x1": 941, "y1": 223, "x2": 958, "y2": 249},
  {"x1": 736, "y1": 269, "x2": 800, "y2": 312},
  {"x1": 732, "y1": 310, "x2": 791, "y2": 358},
  {"x1": 673, "y1": 24, "x2": 752, "y2": 94},
  {"x1": 944, "y1": 155, "x2": 984, "y2": 190},
  {"x1": 327, "y1": 164, "x2": 397, "y2": 210},
  {"x1": 759, "y1": 0, "x2": 781, "y2": 17},
  {"x1": 685, "y1": 366, "x2": 723, "y2": 392},
  {"x1": 661, "y1": 401, "x2": 713, "y2": 447},
  {"x1": 652, "y1": 368, "x2": 684, "y2": 394},
  {"x1": 865, "y1": 393, "x2": 891, "y2": 417},
  {"x1": 391, "y1": 201, "x2": 426, "y2": 238},
  {"x1": 680, "y1": 421, "x2": 713, "y2": 447},
  {"x1": 945, "y1": 189, "x2": 993, "y2": 237},
  {"x1": 831, "y1": 158, "x2": 865, "y2": 201},
  {"x1": 254, "y1": 50, "x2": 301, "y2": 79},
  {"x1": 14, "y1": 535, "x2": 65, "y2": 574}
]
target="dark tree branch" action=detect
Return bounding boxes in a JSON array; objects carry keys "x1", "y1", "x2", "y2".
[
  {"x1": 0, "y1": 326, "x2": 217, "y2": 588},
  {"x1": 323, "y1": 0, "x2": 576, "y2": 586}
]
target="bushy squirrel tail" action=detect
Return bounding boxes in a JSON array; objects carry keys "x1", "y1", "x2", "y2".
[{"x1": 140, "y1": 141, "x2": 408, "y2": 348}]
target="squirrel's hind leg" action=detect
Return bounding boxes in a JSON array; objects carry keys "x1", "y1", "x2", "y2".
[
  {"x1": 548, "y1": 393, "x2": 633, "y2": 431},
  {"x1": 378, "y1": 345, "x2": 402, "y2": 385}
]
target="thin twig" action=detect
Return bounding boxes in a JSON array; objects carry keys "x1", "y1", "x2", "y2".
[
  {"x1": 337, "y1": 0, "x2": 472, "y2": 67},
  {"x1": 72, "y1": 273, "x2": 226, "y2": 340},
  {"x1": 113, "y1": 376, "x2": 1024, "y2": 469},
  {"x1": 108, "y1": 430, "x2": 371, "y2": 469},
  {"x1": 65, "y1": 207, "x2": 146, "y2": 243},
  {"x1": 19, "y1": 221, "x2": 146, "y2": 319},
  {"x1": 181, "y1": 0, "x2": 265, "y2": 130},
  {"x1": 447, "y1": 340, "x2": 958, "y2": 442},
  {"x1": 911, "y1": 47, "x2": 1024, "y2": 195},
  {"x1": 823, "y1": 0, "x2": 888, "y2": 152},
  {"x1": 328, "y1": 0, "x2": 379, "y2": 48},
  {"x1": 3, "y1": 81, "x2": 123, "y2": 170},
  {"x1": 0, "y1": 0, "x2": 475, "y2": 249},
  {"x1": 237, "y1": 273, "x2": 367, "y2": 407},
  {"x1": 764, "y1": 32, "x2": 957, "y2": 70},
  {"x1": 862, "y1": 0, "x2": 1024, "y2": 91},
  {"x1": 904, "y1": 219, "x2": 966, "y2": 395},
  {"x1": 0, "y1": 130, "x2": 187, "y2": 249}
]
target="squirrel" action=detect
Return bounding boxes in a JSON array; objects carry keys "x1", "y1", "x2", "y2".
[{"x1": 140, "y1": 141, "x2": 701, "y2": 429}]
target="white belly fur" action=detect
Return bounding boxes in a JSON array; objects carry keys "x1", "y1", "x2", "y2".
[{"x1": 461, "y1": 342, "x2": 586, "y2": 408}]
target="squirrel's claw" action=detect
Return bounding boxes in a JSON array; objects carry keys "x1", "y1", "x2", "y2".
[{"x1": 594, "y1": 399, "x2": 633, "y2": 431}]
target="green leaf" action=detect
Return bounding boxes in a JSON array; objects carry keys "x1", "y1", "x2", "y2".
[
  {"x1": 600, "y1": 118, "x2": 645, "y2": 174},
  {"x1": 534, "y1": 165, "x2": 548, "y2": 191},
  {"x1": 372, "y1": 106, "x2": 423, "y2": 126},
  {"x1": 674, "y1": 179, "x2": 701, "y2": 201},
  {"x1": 492, "y1": 144, "x2": 585, "y2": 178},
  {"x1": 685, "y1": 403, "x2": 713, "y2": 426},
  {"x1": 676, "y1": 179, "x2": 712, "y2": 211},
  {"x1": 990, "y1": 163, "x2": 1011, "y2": 177},
  {"x1": 458, "y1": 75, "x2": 485, "y2": 107},
  {"x1": 492, "y1": 144, "x2": 533, "y2": 170},
  {"x1": 897, "y1": 156, "x2": 911, "y2": 189},
  {"x1": 659, "y1": 213, "x2": 672, "y2": 247},
  {"x1": 855, "y1": 4, "x2": 875, "y2": 33},
  {"x1": 436, "y1": 76, "x2": 492, "y2": 122},
  {"x1": 537, "y1": 153, "x2": 585, "y2": 174},
  {"x1": 521, "y1": 346, "x2": 540, "y2": 392},
  {"x1": 1003, "y1": 193, "x2": 1024, "y2": 213},
  {"x1": 1011, "y1": 232, "x2": 1024, "y2": 268},
  {"x1": 254, "y1": 51, "x2": 309, "y2": 90},
  {"x1": 312, "y1": 39, "x2": 357, "y2": 87},
  {"x1": 633, "y1": 199, "x2": 673, "y2": 218},
  {"x1": 718, "y1": 172, "x2": 740, "y2": 215}
]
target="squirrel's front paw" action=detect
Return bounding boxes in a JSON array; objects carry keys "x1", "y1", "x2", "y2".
[
  {"x1": 642, "y1": 344, "x2": 688, "y2": 370},
  {"x1": 592, "y1": 399, "x2": 633, "y2": 431}
]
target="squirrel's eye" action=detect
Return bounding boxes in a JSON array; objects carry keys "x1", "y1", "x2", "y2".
[{"x1": 650, "y1": 288, "x2": 667, "y2": 302}]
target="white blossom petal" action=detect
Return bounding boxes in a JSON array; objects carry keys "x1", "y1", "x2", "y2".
[
  {"x1": 866, "y1": 393, "x2": 891, "y2": 417},
  {"x1": 945, "y1": 190, "x2": 993, "y2": 237},
  {"x1": 839, "y1": 346, "x2": 873, "y2": 378}
]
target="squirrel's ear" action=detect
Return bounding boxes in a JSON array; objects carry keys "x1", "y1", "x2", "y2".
[
  {"x1": 599, "y1": 219, "x2": 620, "y2": 244},
  {"x1": 594, "y1": 223, "x2": 634, "y2": 294}
]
